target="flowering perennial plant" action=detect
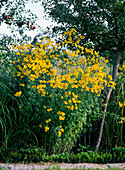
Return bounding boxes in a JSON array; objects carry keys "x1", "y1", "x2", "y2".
[{"x1": 11, "y1": 29, "x2": 116, "y2": 137}]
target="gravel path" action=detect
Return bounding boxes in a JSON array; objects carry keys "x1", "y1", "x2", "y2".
[{"x1": 0, "y1": 163, "x2": 125, "y2": 169}]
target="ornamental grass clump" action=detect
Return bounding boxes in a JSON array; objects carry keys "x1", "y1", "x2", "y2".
[
  {"x1": 4, "y1": 28, "x2": 115, "y2": 152},
  {"x1": 100, "y1": 60, "x2": 125, "y2": 150}
]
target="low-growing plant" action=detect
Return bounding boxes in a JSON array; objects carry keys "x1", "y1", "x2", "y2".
[{"x1": 0, "y1": 147, "x2": 125, "y2": 163}]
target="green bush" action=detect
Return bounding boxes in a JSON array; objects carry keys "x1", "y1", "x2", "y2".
[{"x1": 0, "y1": 147, "x2": 124, "y2": 163}]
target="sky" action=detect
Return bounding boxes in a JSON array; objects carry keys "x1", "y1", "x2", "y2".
[{"x1": 0, "y1": 1, "x2": 54, "y2": 38}]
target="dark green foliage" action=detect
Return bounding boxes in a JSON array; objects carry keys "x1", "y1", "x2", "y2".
[
  {"x1": 112, "y1": 147, "x2": 125, "y2": 163},
  {"x1": 0, "y1": 147, "x2": 125, "y2": 163},
  {"x1": 42, "y1": 0, "x2": 125, "y2": 54}
]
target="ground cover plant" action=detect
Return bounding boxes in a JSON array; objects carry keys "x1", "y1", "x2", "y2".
[
  {"x1": 0, "y1": 28, "x2": 117, "y2": 154},
  {"x1": 0, "y1": 146, "x2": 125, "y2": 163}
]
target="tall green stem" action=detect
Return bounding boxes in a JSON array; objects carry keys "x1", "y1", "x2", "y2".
[{"x1": 95, "y1": 52, "x2": 121, "y2": 152}]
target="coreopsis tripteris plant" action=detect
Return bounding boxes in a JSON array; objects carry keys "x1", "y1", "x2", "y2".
[{"x1": 11, "y1": 28, "x2": 116, "y2": 136}]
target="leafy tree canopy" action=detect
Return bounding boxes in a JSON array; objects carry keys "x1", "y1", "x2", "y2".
[
  {"x1": 42, "y1": 0, "x2": 125, "y2": 55},
  {"x1": 0, "y1": 0, "x2": 41, "y2": 48}
]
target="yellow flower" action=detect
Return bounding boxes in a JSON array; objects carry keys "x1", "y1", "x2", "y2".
[
  {"x1": 71, "y1": 28, "x2": 76, "y2": 32},
  {"x1": 47, "y1": 108, "x2": 53, "y2": 112},
  {"x1": 49, "y1": 94, "x2": 53, "y2": 97},
  {"x1": 57, "y1": 111, "x2": 61, "y2": 114},
  {"x1": 119, "y1": 101, "x2": 123, "y2": 107},
  {"x1": 39, "y1": 124, "x2": 42, "y2": 128},
  {"x1": 11, "y1": 45, "x2": 14, "y2": 49},
  {"x1": 75, "y1": 105, "x2": 78, "y2": 109},
  {"x1": 45, "y1": 126, "x2": 49, "y2": 132},
  {"x1": 16, "y1": 52, "x2": 20, "y2": 55},
  {"x1": 65, "y1": 92, "x2": 69, "y2": 97},
  {"x1": 119, "y1": 121, "x2": 123, "y2": 124},
  {"x1": 31, "y1": 85, "x2": 36, "y2": 88},
  {"x1": 61, "y1": 128, "x2": 64, "y2": 132},
  {"x1": 71, "y1": 105, "x2": 74, "y2": 110},
  {"x1": 64, "y1": 101, "x2": 68, "y2": 105},
  {"x1": 43, "y1": 106, "x2": 47, "y2": 109},
  {"x1": 17, "y1": 72, "x2": 21, "y2": 77},
  {"x1": 20, "y1": 84, "x2": 25, "y2": 86},
  {"x1": 104, "y1": 59, "x2": 109, "y2": 63},
  {"x1": 121, "y1": 117, "x2": 125, "y2": 120},
  {"x1": 58, "y1": 131, "x2": 62, "y2": 136},
  {"x1": 79, "y1": 35, "x2": 84, "y2": 39},
  {"x1": 59, "y1": 116, "x2": 65, "y2": 120},
  {"x1": 11, "y1": 61, "x2": 16, "y2": 64},
  {"x1": 46, "y1": 119, "x2": 51, "y2": 123},
  {"x1": 108, "y1": 75, "x2": 113, "y2": 80},
  {"x1": 30, "y1": 77, "x2": 35, "y2": 81},
  {"x1": 14, "y1": 91, "x2": 22, "y2": 97},
  {"x1": 20, "y1": 75, "x2": 24, "y2": 78},
  {"x1": 61, "y1": 112, "x2": 65, "y2": 116},
  {"x1": 68, "y1": 99, "x2": 72, "y2": 104}
]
